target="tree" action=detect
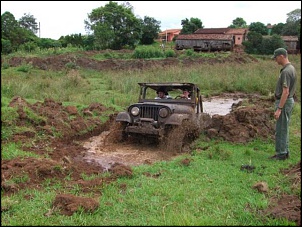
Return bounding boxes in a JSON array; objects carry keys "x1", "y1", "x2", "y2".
[
  {"x1": 59, "y1": 33, "x2": 84, "y2": 48},
  {"x1": 180, "y1": 17, "x2": 203, "y2": 34},
  {"x1": 37, "y1": 38, "x2": 61, "y2": 49},
  {"x1": 1, "y1": 38, "x2": 13, "y2": 54},
  {"x1": 282, "y1": 22, "x2": 300, "y2": 36},
  {"x1": 84, "y1": 1, "x2": 142, "y2": 50},
  {"x1": 1, "y1": 12, "x2": 19, "y2": 40},
  {"x1": 260, "y1": 34, "x2": 285, "y2": 55},
  {"x1": 228, "y1": 17, "x2": 247, "y2": 28},
  {"x1": 286, "y1": 8, "x2": 301, "y2": 23},
  {"x1": 82, "y1": 34, "x2": 95, "y2": 50},
  {"x1": 271, "y1": 23, "x2": 285, "y2": 35},
  {"x1": 19, "y1": 13, "x2": 39, "y2": 35},
  {"x1": 1, "y1": 11, "x2": 25, "y2": 50},
  {"x1": 282, "y1": 8, "x2": 301, "y2": 36},
  {"x1": 139, "y1": 16, "x2": 161, "y2": 45},
  {"x1": 248, "y1": 22, "x2": 267, "y2": 35},
  {"x1": 242, "y1": 31, "x2": 263, "y2": 54}
]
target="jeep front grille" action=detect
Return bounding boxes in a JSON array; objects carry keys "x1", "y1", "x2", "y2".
[{"x1": 139, "y1": 106, "x2": 160, "y2": 121}]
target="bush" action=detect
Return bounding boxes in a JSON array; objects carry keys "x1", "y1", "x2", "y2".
[
  {"x1": 1, "y1": 38, "x2": 13, "y2": 54},
  {"x1": 165, "y1": 49, "x2": 176, "y2": 57},
  {"x1": 132, "y1": 46, "x2": 165, "y2": 59}
]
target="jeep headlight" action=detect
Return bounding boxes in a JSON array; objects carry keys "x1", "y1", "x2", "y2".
[
  {"x1": 130, "y1": 106, "x2": 140, "y2": 116},
  {"x1": 159, "y1": 107, "x2": 169, "y2": 118}
]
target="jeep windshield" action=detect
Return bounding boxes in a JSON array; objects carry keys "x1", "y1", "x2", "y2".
[{"x1": 138, "y1": 82, "x2": 199, "y2": 103}]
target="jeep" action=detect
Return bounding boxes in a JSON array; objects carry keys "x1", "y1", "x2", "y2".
[{"x1": 115, "y1": 82, "x2": 211, "y2": 152}]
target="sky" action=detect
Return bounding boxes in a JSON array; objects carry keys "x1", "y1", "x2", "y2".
[{"x1": 1, "y1": 1, "x2": 301, "y2": 40}]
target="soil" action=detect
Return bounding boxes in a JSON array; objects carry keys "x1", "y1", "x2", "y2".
[{"x1": 1, "y1": 52, "x2": 300, "y2": 225}]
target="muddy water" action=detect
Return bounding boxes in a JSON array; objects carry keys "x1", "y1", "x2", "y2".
[
  {"x1": 203, "y1": 97, "x2": 242, "y2": 116},
  {"x1": 83, "y1": 98, "x2": 242, "y2": 168},
  {"x1": 82, "y1": 131, "x2": 174, "y2": 170}
]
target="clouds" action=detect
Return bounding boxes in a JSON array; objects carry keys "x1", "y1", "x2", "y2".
[{"x1": 1, "y1": 1, "x2": 300, "y2": 40}]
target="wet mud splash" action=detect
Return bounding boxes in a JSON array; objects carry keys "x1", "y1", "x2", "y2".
[{"x1": 82, "y1": 131, "x2": 177, "y2": 170}]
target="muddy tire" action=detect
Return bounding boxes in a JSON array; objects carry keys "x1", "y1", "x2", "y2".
[
  {"x1": 160, "y1": 120, "x2": 196, "y2": 153},
  {"x1": 165, "y1": 125, "x2": 186, "y2": 153}
]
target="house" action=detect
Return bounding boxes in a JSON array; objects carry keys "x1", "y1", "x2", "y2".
[
  {"x1": 175, "y1": 33, "x2": 233, "y2": 51},
  {"x1": 158, "y1": 29, "x2": 181, "y2": 42},
  {"x1": 175, "y1": 28, "x2": 248, "y2": 51},
  {"x1": 281, "y1": 36, "x2": 299, "y2": 54},
  {"x1": 174, "y1": 27, "x2": 299, "y2": 53},
  {"x1": 226, "y1": 28, "x2": 248, "y2": 45},
  {"x1": 194, "y1": 28, "x2": 248, "y2": 45},
  {"x1": 266, "y1": 24, "x2": 299, "y2": 53},
  {"x1": 262, "y1": 35, "x2": 299, "y2": 54}
]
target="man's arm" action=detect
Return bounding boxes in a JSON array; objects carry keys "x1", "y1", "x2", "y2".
[
  {"x1": 278, "y1": 86, "x2": 289, "y2": 109},
  {"x1": 274, "y1": 86, "x2": 289, "y2": 120}
]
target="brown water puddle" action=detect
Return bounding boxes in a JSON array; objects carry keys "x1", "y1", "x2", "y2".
[{"x1": 203, "y1": 97, "x2": 242, "y2": 116}]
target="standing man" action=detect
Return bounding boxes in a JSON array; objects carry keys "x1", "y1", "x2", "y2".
[{"x1": 270, "y1": 48, "x2": 297, "y2": 160}]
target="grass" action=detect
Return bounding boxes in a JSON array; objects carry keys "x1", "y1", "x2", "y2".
[
  {"x1": 1, "y1": 133, "x2": 300, "y2": 225},
  {"x1": 1, "y1": 50, "x2": 301, "y2": 226}
]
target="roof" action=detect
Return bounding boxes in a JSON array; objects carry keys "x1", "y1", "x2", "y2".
[
  {"x1": 158, "y1": 29, "x2": 181, "y2": 35},
  {"x1": 176, "y1": 33, "x2": 233, "y2": 41},
  {"x1": 226, "y1": 28, "x2": 247, "y2": 35},
  {"x1": 138, "y1": 82, "x2": 197, "y2": 92},
  {"x1": 281, "y1": 36, "x2": 299, "y2": 41},
  {"x1": 262, "y1": 35, "x2": 299, "y2": 41},
  {"x1": 194, "y1": 28, "x2": 230, "y2": 34},
  {"x1": 194, "y1": 28, "x2": 247, "y2": 35}
]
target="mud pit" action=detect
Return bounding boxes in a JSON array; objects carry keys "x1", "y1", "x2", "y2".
[
  {"x1": 82, "y1": 96, "x2": 243, "y2": 169},
  {"x1": 1, "y1": 53, "x2": 300, "y2": 224}
]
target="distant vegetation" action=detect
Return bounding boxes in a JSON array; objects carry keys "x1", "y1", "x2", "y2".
[{"x1": 1, "y1": 2, "x2": 300, "y2": 55}]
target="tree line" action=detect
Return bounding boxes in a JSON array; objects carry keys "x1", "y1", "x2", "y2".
[{"x1": 1, "y1": 1, "x2": 300, "y2": 55}]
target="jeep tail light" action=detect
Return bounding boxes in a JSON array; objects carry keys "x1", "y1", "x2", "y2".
[
  {"x1": 159, "y1": 107, "x2": 169, "y2": 118},
  {"x1": 130, "y1": 106, "x2": 140, "y2": 116}
]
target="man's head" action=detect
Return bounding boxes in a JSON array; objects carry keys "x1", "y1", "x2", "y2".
[
  {"x1": 157, "y1": 87, "x2": 168, "y2": 98},
  {"x1": 272, "y1": 48, "x2": 288, "y2": 59},
  {"x1": 157, "y1": 91, "x2": 165, "y2": 98},
  {"x1": 183, "y1": 89, "x2": 190, "y2": 97}
]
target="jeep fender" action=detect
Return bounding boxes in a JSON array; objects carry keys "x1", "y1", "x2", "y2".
[
  {"x1": 165, "y1": 113, "x2": 190, "y2": 126},
  {"x1": 116, "y1": 112, "x2": 132, "y2": 123}
]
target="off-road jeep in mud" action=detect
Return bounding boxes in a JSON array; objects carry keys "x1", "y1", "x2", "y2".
[{"x1": 115, "y1": 82, "x2": 211, "y2": 152}]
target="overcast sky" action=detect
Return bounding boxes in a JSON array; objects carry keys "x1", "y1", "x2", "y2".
[{"x1": 1, "y1": 1, "x2": 301, "y2": 40}]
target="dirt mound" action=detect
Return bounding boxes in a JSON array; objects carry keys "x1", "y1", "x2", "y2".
[
  {"x1": 52, "y1": 193, "x2": 99, "y2": 216},
  {"x1": 8, "y1": 96, "x2": 112, "y2": 141},
  {"x1": 206, "y1": 105, "x2": 274, "y2": 143},
  {"x1": 6, "y1": 51, "x2": 258, "y2": 71}
]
